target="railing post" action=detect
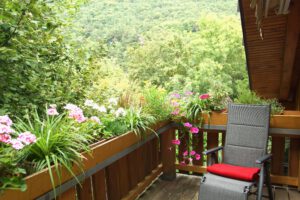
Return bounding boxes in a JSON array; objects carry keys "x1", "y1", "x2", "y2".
[{"x1": 160, "y1": 127, "x2": 176, "y2": 181}]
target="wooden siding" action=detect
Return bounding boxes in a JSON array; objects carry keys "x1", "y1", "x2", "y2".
[{"x1": 240, "y1": 0, "x2": 300, "y2": 105}]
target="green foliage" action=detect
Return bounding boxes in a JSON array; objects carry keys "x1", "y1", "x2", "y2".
[
  {"x1": 126, "y1": 15, "x2": 246, "y2": 97},
  {"x1": 124, "y1": 107, "x2": 156, "y2": 137},
  {"x1": 0, "y1": 147, "x2": 27, "y2": 192},
  {"x1": 142, "y1": 85, "x2": 171, "y2": 121},
  {"x1": 0, "y1": 0, "x2": 101, "y2": 117},
  {"x1": 235, "y1": 80, "x2": 284, "y2": 114},
  {"x1": 14, "y1": 109, "x2": 94, "y2": 194}
]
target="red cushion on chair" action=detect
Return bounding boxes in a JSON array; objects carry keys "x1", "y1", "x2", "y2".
[{"x1": 207, "y1": 163, "x2": 260, "y2": 181}]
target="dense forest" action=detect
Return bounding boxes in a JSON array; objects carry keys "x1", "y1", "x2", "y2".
[{"x1": 0, "y1": 0, "x2": 247, "y2": 116}]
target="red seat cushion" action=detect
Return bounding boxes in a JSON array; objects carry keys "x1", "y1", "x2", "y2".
[{"x1": 207, "y1": 163, "x2": 260, "y2": 181}]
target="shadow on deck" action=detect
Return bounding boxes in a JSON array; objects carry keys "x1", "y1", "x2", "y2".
[{"x1": 138, "y1": 173, "x2": 300, "y2": 200}]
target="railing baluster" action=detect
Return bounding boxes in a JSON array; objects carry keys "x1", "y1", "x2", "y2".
[
  {"x1": 77, "y1": 177, "x2": 93, "y2": 200},
  {"x1": 161, "y1": 128, "x2": 176, "y2": 181},
  {"x1": 271, "y1": 136, "x2": 285, "y2": 175},
  {"x1": 92, "y1": 169, "x2": 107, "y2": 200},
  {"x1": 58, "y1": 187, "x2": 76, "y2": 200}
]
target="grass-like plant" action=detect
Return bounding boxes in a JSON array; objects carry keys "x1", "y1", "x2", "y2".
[
  {"x1": 142, "y1": 86, "x2": 172, "y2": 121},
  {"x1": 15, "y1": 110, "x2": 93, "y2": 195},
  {"x1": 124, "y1": 107, "x2": 156, "y2": 137}
]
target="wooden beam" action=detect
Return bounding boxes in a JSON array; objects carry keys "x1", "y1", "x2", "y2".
[{"x1": 279, "y1": 1, "x2": 300, "y2": 100}]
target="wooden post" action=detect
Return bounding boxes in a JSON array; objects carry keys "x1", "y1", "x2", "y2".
[
  {"x1": 160, "y1": 128, "x2": 176, "y2": 181},
  {"x1": 298, "y1": 143, "x2": 300, "y2": 191}
]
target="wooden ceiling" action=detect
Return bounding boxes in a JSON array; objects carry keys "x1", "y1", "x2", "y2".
[{"x1": 239, "y1": 0, "x2": 300, "y2": 105}]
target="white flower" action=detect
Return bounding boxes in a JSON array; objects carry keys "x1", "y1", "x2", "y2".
[
  {"x1": 90, "y1": 116, "x2": 102, "y2": 124},
  {"x1": 84, "y1": 99, "x2": 95, "y2": 107},
  {"x1": 108, "y1": 97, "x2": 118, "y2": 106},
  {"x1": 96, "y1": 105, "x2": 107, "y2": 113},
  {"x1": 115, "y1": 107, "x2": 126, "y2": 117},
  {"x1": 64, "y1": 103, "x2": 79, "y2": 111}
]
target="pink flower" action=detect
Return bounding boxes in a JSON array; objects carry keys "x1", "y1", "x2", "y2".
[
  {"x1": 17, "y1": 132, "x2": 36, "y2": 145},
  {"x1": 195, "y1": 154, "x2": 201, "y2": 160},
  {"x1": 66, "y1": 104, "x2": 86, "y2": 123},
  {"x1": 47, "y1": 107, "x2": 59, "y2": 116},
  {"x1": 185, "y1": 91, "x2": 193, "y2": 96},
  {"x1": 0, "y1": 115, "x2": 13, "y2": 126},
  {"x1": 183, "y1": 150, "x2": 188, "y2": 157},
  {"x1": 190, "y1": 150, "x2": 196, "y2": 156},
  {"x1": 199, "y1": 93, "x2": 210, "y2": 100},
  {"x1": 184, "y1": 122, "x2": 192, "y2": 128},
  {"x1": 180, "y1": 161, "x2": 186, "y2": 166},
  {"x1": 171, "y1": 93, "x2": 181, "y2": 99},
  {"x1": 0, "y1": 124, "x2": 14, "y2": 134},
  {"x1": 10, "y1": 139, "x2": 24, "y2": 150},
  {"x1": 171, "y1": 108, "x2": 180, "y2": 115},
  {"x1": 172, "y1": 139, "x2": 181, "y2": 145},
  {"x1": 171, "y1": 101, "x2": 179, "y2": 107},
  {"x1": 188, "y1": 158, "x2": 193, "y2": 164},
  {"x1": 0, "y1": 134, "x2": 11, "y2": 144},
  {"x1": 90, "y1": 116, "x2": 102, "y2": 124},
  {"x1": 190, "y1": 127, "x2": 199, "y2": 134}
]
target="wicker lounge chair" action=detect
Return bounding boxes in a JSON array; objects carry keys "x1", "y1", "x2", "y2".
[{"x1": 198, "y1": 104, "x2": 273, "y2": 200}]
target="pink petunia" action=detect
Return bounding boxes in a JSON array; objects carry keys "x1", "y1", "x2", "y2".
[
  {"x1": 184, "y1": 122, "x2": 192, "y2": 128},
  {"x1": 195, "y1": 154, "x2": 201, "y2": 160},
  {"x1": 199, "y1": 93, "x2": 210, "y2": 100},
  {"x1": 183, "y1": 150, "x2": 188, "y2": 157},
  {"x1": 0, "y1": 124, "x2": 14, "y2": 134},
  {"x1": 0, "y1": 115, "x2": 13, "y2": 126},
  {"x1": 0, "y1": 134, "x2": 11, "y2": 144},
  {"x1": 190, "y1": 127, "x2": 199, "y2": 134},
  {"x1": 190, "y1": 150, "x2": 196, "y2": 156},
  {"x1": 17, "y1": 132, "x2": 37, "y2": 145},
  {"x1": 10, "y1": 139, "x2": 24, "y2": 150},
  {"x1": 47, "y1": 107, "x2": 59, "y2": 116},
  {"x1": 172, "y1": 139, "x2": 181, "y2": 145}
]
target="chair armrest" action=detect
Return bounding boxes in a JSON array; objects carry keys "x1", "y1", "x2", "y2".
[
  {"x1": 203, "y1": 146, "x2": 223, "y2": 155},
  {"x1": 256, "y1": 154, "x2": 272, "y2": 164}
]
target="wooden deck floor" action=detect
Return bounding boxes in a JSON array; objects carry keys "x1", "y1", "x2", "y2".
[{"x1": 138, "y1": 173, "x2": 300, "y2": 200}]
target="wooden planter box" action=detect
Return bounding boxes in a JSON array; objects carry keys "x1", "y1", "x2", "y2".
[
  {"x1": 202, "y1": 111, "x2": 300, "y2": 130},
  {"x1": 0, "y1": 121, "x2": 171, "y2": 200}
]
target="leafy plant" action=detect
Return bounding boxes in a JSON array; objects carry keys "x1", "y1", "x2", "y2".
[
  {"x1": 14, "y1": 109, "x2": 93, "y2": 195},
  {"x1": 142, "y1": 85, "x2": 171, "y2": 121},
  {"x1": 124, "y1": 107, "x2": 156, "y2": 137},
  {"x1": 0, "y1": 147, "x2": 27, "y2": 192},
  {"x1": 235, "y1": 82, "x2": 284, "y2": 115}
]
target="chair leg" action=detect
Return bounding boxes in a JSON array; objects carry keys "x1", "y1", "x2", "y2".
[
  {"x1": 256, "y1": 166, "x2": 264, "y2": 200},
  {"x1": 265, "y1": 164, "x2": 274, "y2": 200}
]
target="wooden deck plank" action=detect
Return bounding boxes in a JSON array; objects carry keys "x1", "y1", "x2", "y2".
[{"x1": 138, "y1": 174, "x2": 300, "y2": 200}]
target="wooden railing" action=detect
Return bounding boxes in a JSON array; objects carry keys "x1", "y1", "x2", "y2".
[
  {"x1": 1, "y1": 113, "x2": 299, "y2": 200},
  {"x1": 0, "y1": 122, "x2": 177, "y2": 200},
  {"x1": 174, "y1": 112, "x2": 300, "y2": 190}
]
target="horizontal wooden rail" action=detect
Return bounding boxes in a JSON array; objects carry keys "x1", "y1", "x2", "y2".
[{"x1": 1, "y1": 121, "x2": 176, "y2": 200}]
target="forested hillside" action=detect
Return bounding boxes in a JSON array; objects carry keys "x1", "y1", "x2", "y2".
[
  {"x1": 68, "y1": 0, "x2": 247, "y2": 100},
  {"x1": 0, "y1": 0, "x2": 248, "y2": 117}
]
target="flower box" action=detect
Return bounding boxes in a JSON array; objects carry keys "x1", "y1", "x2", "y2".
[
  {"x1": 0, "y1": 121, "x2": 171, "y2": 200},
  {"x1": 202, "y1": 111, "x2": 300, "y2": 130}
]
